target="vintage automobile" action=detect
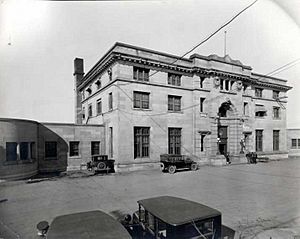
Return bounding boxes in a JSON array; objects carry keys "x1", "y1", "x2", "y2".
[
  {"x1": 86, "y1": 154, "x2": 115, "y2": 174},
  {"x1": 126, "y1": 196, "x2": 222, "y2": 239},
  {"x1": 36, "y1": 210, "x2": 131, "y2": 239},
  {"x1": 160, "y1": 154, "x2": 198, "y2": 174}
]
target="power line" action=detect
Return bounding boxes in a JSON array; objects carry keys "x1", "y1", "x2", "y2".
[
  {"x1": 113, "y1": 83, "x2": 196, "y2": 156},
  {"x1": 148, "y1": 0, "x2": 258, "y2": 79}
]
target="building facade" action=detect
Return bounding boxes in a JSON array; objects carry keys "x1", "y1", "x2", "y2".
[
  {"x1": 287, "y1": 129, "x2": 300, "y2": 157},
  {"x1": 75, "y1": 42, "x2": 292, "y2": 169}
]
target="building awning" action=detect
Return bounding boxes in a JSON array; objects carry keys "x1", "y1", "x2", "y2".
[
  {"x1": 243, "y1": 125, "x2": 252, "y2": 134},
  {"x1": 255, "y1": 105, "x2": 267, "y2": 113},
  {"x1": 198, "y1": 130, "x2": 211, "y2": 135}
]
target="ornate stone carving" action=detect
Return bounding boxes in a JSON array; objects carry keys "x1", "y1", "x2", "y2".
[
  {"x1": 213, "y1": 77, "x2": 220, "y2": 88},
  {"x1": 236, "y1": 80, "x2": 243, "y2": 91}
]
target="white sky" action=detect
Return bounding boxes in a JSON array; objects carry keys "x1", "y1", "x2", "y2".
[{"x1": 0, "y1": 0, "x2": 299, "y2": 128}]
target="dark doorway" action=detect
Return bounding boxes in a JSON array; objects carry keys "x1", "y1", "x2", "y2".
[{"x1": 218, "y1": 126, "x2": 228, "y2": 155}]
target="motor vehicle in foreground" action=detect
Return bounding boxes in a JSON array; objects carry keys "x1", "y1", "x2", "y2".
[
  {"x1": 125, "y1": 196, "x2": 222, "y2": 239},
  {"x1": 36, "y1": 210, "x2": 131, "y2": 239}
]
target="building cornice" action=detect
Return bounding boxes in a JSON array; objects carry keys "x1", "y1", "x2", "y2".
[{"x1": 77, "y1": 42, "x2": 292, "y2": 92}]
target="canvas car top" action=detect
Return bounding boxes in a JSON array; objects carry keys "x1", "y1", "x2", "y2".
[
  {"x1": 46, "y1": 210, "x2": 131, "y2": 239},
  {"x1": 138, "y1": 196, "x2": 221, "y2": 226}
]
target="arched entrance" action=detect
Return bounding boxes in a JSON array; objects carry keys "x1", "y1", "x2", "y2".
[{"x1": 217, "y1": 100, "x2": 237, "y2": 155}]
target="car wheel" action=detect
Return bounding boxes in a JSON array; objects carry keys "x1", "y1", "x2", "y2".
[
  {"x1": 191, "y1": 163, "x2": 198, "y2": 171},
  {"x1": 168, "y1": 165, "x2": 176, "y2": 174},
  {"x1": 97, "y1": 162, "x2": 106, "y2": 170},
  {"x1": 161, "y1": 163, "x2": 166, "y2": 172}
]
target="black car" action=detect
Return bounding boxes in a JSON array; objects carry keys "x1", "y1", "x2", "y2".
[
  {"x1": 160, "y1": 154, "x2": 198, "y2": 174},
  {"x1": 126, "y1": 196, "x2": 222, "y2": 239},
  {"x1": 86, "y1": 155, "x2": 115, "y2": 174},
  {"x1": 36, "y1": 210, "x2": 131, "y2": 239}
]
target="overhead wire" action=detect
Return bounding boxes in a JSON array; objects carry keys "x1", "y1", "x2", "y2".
[{"x1": 148, "y1": 0, "x2": 258, "y2": 79}]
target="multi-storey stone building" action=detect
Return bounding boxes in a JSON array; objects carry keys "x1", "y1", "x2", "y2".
[{"x1": 75, "y1": 42, "x2": 291, "y2": 169}]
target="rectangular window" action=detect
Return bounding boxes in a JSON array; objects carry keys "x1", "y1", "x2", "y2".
[
  {"x1": 82, "y1": 107, "x2": 85, "y2": 119},
  {"x1": 200, "y1": 97, "x2": 205, "y2": 113},
  {"x1": 273, "y1": 107, "x2": 280, "y2": 119},
  {"x1": 69, "y1": 141, "x2": 79, "y2": 157},
  {"x1": 168, "y1": 73, "x2": 181, "y2": 86},
  {"x1": 220, "y1": 79, "x2": 224, "y2": 90},
  {"x1": 255, "y1": 104, "x2": 267, "y2": 117},
  {"x1": 255, "y1": 88, "x2": 263, "y2": 98},
  {"x1": 133, "y1": 67, "x2": 149, "y2": 82},
  {"x1": 273, "y1": 130, "x2": 280, "y2": 151},
  {"x1": 168, "y1": 128, "x2": 181, "y2": 155},
  {"x1": 133, "y1": 91, "x2": 150, "y2": 109},
  {"x1": 200, "y1": 76, "x2": 205, "y2": 88},
  {"x1": 225, "y1": 80, "x2": 230, "y2": 91},
  {"x1": 91, "y1": 141, "x2": 100, "y2": 156},
  {"x1": 20, "y1": 142, "x2": 29, "y2": 160},
  {"x1": 134, "y1": 127, "x2": 150, "y2": 158},
  {"x1": 45, "y1": 141, "x2": 57, "y2": 159},
  {"x1": 109, "y1": 92, "x2": 113, "y2": 110},
  {"x1": 97, "y1": 99, "x2": 102, "y2": 115},
  {"x1": 168, "y1": 95, "x2": 181, "y2": 112},
  {"x1": 243, "y1": 102, "x2": 249, "y2": 116},
  {"x1": 200, "y1": 135, "x2": 205, "y2": 152},
  {"x1": 255, "y1": 130, "x2": 263, "y2": 152},
  {"x1": 88, "y1": 104, "x2": 92, "y2": 117},
  {"x1": 298, "y1": 139, "x2": 300, "y2": 148},
  {"x1": 291, "y1": 139, "x2": 297, "y2": 149},
  {"x1": 6, "y1": 142, "x2": 17, "y2": 161},
  {"x1": 273, "y1": 90, "x2": 279, "y2": 99},
  {"x1": 109, "y1": 127, "x2": 113, "y2": 158}
]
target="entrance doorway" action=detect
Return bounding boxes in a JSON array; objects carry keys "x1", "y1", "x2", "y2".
[{"x1": 218, "y1": 126, "x2": 228, "y2": 155}]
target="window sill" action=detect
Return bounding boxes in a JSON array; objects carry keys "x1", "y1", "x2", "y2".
[
  {"x1": 45, "y1": 157, "x2": 58, "y2": 160},
  {"x1": 168, "y1": 111, "x2": 183, "y2": 114},
  {"x1": 132, "y1": 107, "x2": 152, "y2": 111},
  {"x1": 199, "y1": 112, "x2": 207, "y2": 117},
  {"x1": 273, "y1": 118, "x2": 281, "y2": 120},
  {"x1": 3, "y1": 159, "x2": 35, "y2": 166},
  {"x1": 69, "y1": 155, "x2": 81, "y2": 159}
]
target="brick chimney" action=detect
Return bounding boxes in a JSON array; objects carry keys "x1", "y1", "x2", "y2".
[{"x1": 73, "y1": 58, "x2": 84, "y2": 124}]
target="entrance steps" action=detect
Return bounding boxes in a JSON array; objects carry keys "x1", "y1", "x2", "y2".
[{"x1": 210, "y1": 154, "x2": 248, "y2": 166}]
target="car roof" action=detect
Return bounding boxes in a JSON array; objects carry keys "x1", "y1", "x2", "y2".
[
  {"x1": 47, "y1": 210, "x2": 131, "y2": 239},
  {"x1": 138, "y1": 196, "x2": 221, "y2": 226}
]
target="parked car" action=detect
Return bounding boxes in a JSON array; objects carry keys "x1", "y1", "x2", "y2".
[
  {"x1": 36, "y1": 210, "x2": 131, "y2": 239},
  {"x1": 86, "y1": 155, "x2": 115, "y2": 174},
  {"x1": 160, "y1": 154, "x2": 198, "y2": 174},
  {"x1": 125, "y1": 196, "x2": 222, "y2": 239}
]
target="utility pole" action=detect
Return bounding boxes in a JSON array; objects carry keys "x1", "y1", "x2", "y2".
[{"x1": 224, "y1": 30, "x2": 227, "y2": 56}]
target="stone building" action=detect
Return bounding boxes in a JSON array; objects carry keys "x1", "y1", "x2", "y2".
[{"x1": 75, "y1": 42, "x2": 292, "y2": 169}]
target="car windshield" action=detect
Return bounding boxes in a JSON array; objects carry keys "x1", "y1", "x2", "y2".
[{"x1": 174, "y1": 219, "x2": 214, "y2": 239}]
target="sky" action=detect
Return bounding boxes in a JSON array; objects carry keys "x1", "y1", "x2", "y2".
[{"x1": 0, "y1": 0, "x2": 299, "y2": 128}]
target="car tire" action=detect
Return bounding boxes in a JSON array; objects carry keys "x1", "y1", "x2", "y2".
[
  {"x1": 97, "y1": 162, "x2": 106, "y2": 170},
  {"x1": 191, "y1": 163, "x2": 198, "y2": 171},
  {"x1": 161, "y1": 163, "x2": 166, "y2": 172},
  {"x1": 168, "y1": 165, "x2": 176, "y2": 174}
]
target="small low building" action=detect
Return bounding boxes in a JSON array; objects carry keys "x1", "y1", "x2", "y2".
[
  {"x1": 0, "y1": 118, "x2": 104, "y2": 180},
  {"x1": 287, "y1": 129, "x2": 300, "y2": 157}
]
